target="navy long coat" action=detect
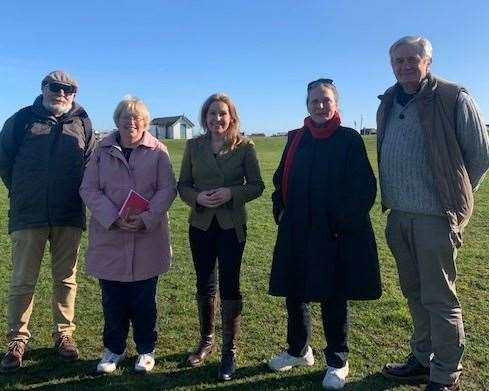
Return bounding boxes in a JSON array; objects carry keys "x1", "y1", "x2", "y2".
[{"x1": 269, "y1": 126, "x2": 381, "y2": 302}]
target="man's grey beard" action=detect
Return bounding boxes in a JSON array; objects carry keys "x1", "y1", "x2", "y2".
[{"x1": 42, "y1": 100, "x2": 73, "y2": 117}]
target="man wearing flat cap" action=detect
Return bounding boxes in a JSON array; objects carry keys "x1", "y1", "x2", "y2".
[
  {"x1": 0, "y1": 70, "x2": 96, "y2": 371},
  {"x1": 377, "y1": 36, "x2": 489, "y2": 391}
]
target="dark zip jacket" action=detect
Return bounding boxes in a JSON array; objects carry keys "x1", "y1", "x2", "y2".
[{"x1": 0, "y1": 95, "x2": 96, "y2": 233}]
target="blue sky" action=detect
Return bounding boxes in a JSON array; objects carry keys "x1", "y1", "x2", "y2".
[{"x1": 1, "y1": 1, "x2": 488, "y2": 134}]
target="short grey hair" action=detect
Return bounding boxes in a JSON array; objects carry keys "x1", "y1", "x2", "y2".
[
  {"x1": 113, "y1": 95, "x2": 150, "y2": 130},
  {"x1": 389, "y1": 36, "x2": 433, "y2": 60}
]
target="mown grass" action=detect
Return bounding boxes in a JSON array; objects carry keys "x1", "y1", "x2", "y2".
[{"x1": 0, "y1": 136, "x2": 487, "y2": 390}]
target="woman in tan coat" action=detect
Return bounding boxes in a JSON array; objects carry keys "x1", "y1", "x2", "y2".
[{"x1": 178, "y1": 93, "x2": 264, "y2": 381}]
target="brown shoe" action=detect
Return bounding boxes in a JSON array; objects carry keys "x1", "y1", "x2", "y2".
[
  {"x1": 1, "y1": 340, "x2": 27, "y2": 372},
  {"x1": 55, "y1": 335, "x2": 79, "y2": 361},
  {"x1": 187, "y1": 295, "x2": 216, "y2": 367}
]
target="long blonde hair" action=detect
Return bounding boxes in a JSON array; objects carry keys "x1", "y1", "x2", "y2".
[{"x1": 200, "y1": 93, "x2": 244, "y2": 151}]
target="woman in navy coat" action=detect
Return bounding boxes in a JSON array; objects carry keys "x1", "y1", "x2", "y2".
[{"x1": 268, "y1": 79, "x2": 381, "y2": 390}]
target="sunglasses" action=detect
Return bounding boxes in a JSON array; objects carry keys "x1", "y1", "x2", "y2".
[
  {"x1": 47, "y1": 82, "x2": 77, "y2": 94},
  {"x1": 307, "y1": 78, "x2": 334, "y2": 91}
]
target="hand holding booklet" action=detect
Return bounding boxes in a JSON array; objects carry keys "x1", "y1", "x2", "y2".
[{"x1": 119, "y1": 189, "x2": 149, "y2": 219}]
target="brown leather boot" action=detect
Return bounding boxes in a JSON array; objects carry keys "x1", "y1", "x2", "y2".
[
  {"x1": 218, "y1": 299, "x2": 242, "y2": 381},
  {"x1": 55, "y1": 335, "x2": 80, "y2": 361},
  {"x1": 1, "y1": 340, "x2": 27, "y2": 372},
  {"x1": 186, "y1": 294, "x2": 216, "y2": 367}
]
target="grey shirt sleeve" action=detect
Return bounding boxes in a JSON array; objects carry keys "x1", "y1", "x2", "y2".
[{"x1": 455, "y1": 91, "x2": 489, "y2": 191}]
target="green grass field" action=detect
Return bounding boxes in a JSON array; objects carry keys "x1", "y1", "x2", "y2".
[{"x1": 0, "y1": 136, "x2": 487, "y2": 390}]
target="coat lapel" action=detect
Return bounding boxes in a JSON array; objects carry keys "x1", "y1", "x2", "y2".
[{"x1": 100, "y1": 133, "x2": 130, "y2": 170}]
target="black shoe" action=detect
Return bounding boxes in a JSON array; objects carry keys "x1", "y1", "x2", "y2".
[
  {"x1": 218, "y1": 352, "x2": 236, "y2": 381},
  {"x1": 425, "y1": 381, "x2": 460, "y2": 391},
  {"x1": 217, "y1": 299, "x2": 242, "y2": 381},
  {"x1": 382, "y1": 353, "x2": 430, "y2": 383}
]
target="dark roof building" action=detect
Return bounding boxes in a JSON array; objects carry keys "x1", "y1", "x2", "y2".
[
  {"x1": 149, "y1": 115, "x2": 195, "y2": 139},
  {"x1": 151, "y1": 115, "x2": 195, "y2": 128}
]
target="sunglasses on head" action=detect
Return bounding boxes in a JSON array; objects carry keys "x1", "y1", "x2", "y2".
[
  {"x1": 47, "y1": 82, "x2": 77, "y2": 94},
  {"x1": 307, "y1": 78, "x2": 334, "y2": 91}
]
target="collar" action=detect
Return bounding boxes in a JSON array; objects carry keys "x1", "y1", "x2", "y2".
[
  {"x1": 31, "y1": 95, "x2": 82, "y2": 122},
  {"x1": 303, "y1": 112, "x2": 341, "y2": 139},
  {"x1": 99, "y1": 130, "x2": 157, "y2": 149}
]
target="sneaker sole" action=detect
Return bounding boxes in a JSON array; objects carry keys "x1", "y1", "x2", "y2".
[
  {"x1": 269, "y1": 360, "x2": 315, "y2": 372},
  {"x1": 96, "y1": 356, "x2": 126, "y2": 374},
  {"x1": 381, "y1": 367, "x2": 430, "y2": 384},
  {"x1": 135, "y1": 366, "x2": 154, "y2": 373},
  {"x1": 96, "y1": 367, "x2": 117, "y2": 374}
]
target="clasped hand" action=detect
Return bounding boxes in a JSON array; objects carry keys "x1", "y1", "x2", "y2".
[
  {"x1": 114, "y1": 214, "x2": 145, "y2": 231},
  {"x1": 196, "y1": 187, "x2": 232, "y2": 208}
]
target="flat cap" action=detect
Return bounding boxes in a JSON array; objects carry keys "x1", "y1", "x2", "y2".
[{"x1": 41, "y1": 70, "x2": 78, "y2": 91}]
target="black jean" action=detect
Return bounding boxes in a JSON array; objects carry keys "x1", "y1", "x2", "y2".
[
  {"x1": 99, "y1": 277, "x2": 158, "y2": 355},
  {"x1": 286, "y1": 296, "x2": 350, "y2": 368},
  {"x1": 189, "y1": 219, "x2": 246, "y2": 300}
]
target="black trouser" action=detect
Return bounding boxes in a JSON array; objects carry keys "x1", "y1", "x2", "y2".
[
  {"x1": 99, "y1": 277, "x2": 158, "y2": 355},
  {"x1": 189, "y1": 219, "x2": 246, "y2": 300},
  {"x1": 286, "y1": 296, "x2": 350, "y2": 368}
]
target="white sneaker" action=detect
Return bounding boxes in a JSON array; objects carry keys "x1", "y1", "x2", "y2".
[
  {"x1": 268, "y1": 346, "x2": 315, "y2": 371},
  {"x1": 134, "y1": 351, "x2": 155, "y2": 372},
  {"x1": 322, "y1": 361, "x2": 349, "y2": 390},
  {"x1": 96, "y1": 348, "x2": 126, "y2": 373}
]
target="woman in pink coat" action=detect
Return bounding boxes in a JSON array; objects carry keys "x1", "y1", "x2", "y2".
[{"x1": 80, "y1": 96, "x2": 176, "y2": 374}]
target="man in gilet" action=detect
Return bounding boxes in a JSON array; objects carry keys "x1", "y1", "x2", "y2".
[{"x1": 377, "y1": 36, "x2": 489, "y2": 391}]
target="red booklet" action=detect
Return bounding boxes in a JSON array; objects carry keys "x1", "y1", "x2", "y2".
[{"x1": 118, "y1": 189, "x2": 149, "y2": 219}]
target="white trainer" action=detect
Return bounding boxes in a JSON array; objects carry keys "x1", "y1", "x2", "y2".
[
  {"x1": 96, "y1": 348, "x2": 127, "y2": 373},
  {"x1": 268, "y1": 346, "x2": 315, "y2": 371},
  {"x1": 134, "y1": 351, "x2": 155, "y2": 373},
  {"x1": 322, "y1": 361, "x2": 349, "y2": 390}
]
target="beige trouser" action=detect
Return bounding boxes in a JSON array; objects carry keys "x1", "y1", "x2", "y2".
[
  {"x1": 7, "y1": 227, "x2": 82, "y2": 343},
  {"x1": 386, "y1": 210, "x2": 465, "y2": 385}
]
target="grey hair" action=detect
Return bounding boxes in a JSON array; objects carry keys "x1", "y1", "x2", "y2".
[
  {"x1": 113, "y1": 95, "x2": 150, "y2": 130},
  {"x1": 389, "y1": 36, "x2": 433, "y2": 60}
]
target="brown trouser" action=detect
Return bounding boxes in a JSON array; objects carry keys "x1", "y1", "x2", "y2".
[
  {"x1": 386, "y1": 210, "x2": 464, "y2": 385},
  {"x1": 7, "y1": 227, "x2": 82, "y2": 343}
]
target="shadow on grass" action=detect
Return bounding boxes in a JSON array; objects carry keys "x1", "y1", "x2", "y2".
[
  {"x1": 0, "y1": 347, "x2": 100, "y2": 388},
  {"x1": 0, "y1": 350, "x2": 421, "y2": 390},
  {"x1": 218, "y1": 370, "x2": 419, "y2": 391}
]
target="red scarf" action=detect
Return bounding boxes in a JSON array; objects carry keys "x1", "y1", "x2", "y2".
[{"x1": 281, "y1": 112, "x2": 341, "y2": 203}]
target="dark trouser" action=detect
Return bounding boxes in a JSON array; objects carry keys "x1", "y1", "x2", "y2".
[
  {"x1": 189, "y1": 219, "x2": 246, "y2": 300},
  {"x1": 386, "y1": 210, "x2": 464, "y2": 385},
  {"x1": 286, "y1": 296, "x2": 349, "y2": 368},
  {"x1": 99, "y1": 277, "x2": 158, "y2": 355}
]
